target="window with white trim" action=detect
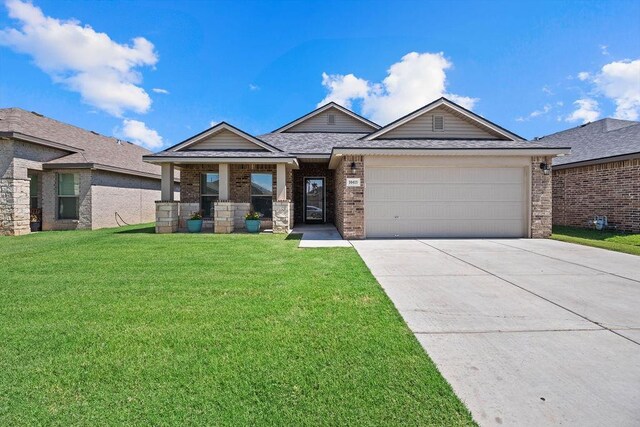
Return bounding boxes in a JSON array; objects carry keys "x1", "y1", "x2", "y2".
[{"x1": 57, "y1": 173, "x2": 79, "y2": 220}]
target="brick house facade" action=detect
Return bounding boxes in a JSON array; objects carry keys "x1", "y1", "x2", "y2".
[
  {"x1": 144, "y1": 99, "x2": 567, "y2": 238},
  {"x1": 552, "y1": 158, "x2": 640, "y2": 233},
  {"x1": 540, "y1": 118, "x2": 640, "y2": 233}
]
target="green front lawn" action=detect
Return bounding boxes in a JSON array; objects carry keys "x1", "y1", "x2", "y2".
[
  {"x1": 551, "y1": 226, "x2": 640, "y2": 256},
  {"x1": 0, "y1": 225, "x2": 473, "y2": 426}
]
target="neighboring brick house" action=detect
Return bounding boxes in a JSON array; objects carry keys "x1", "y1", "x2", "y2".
[
  {"x1": 539, "y1": 118, "x2": 639, "y2": 233},
  {"x1": 144, "y1": 98, "x2": 568, "y2": 238},
  {"x1": 0, "y1": 108, "x2": 179, "y2": 236}
]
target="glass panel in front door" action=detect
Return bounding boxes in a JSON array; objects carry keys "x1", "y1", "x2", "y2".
[{"x1": 305, "y1": 178, "x2": 324, "y2": 222}]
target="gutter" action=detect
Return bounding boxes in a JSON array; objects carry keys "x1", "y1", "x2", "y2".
[
  {"x1": 328, "y1": 147, "x2": 572, "y2": 168},
  {"x1": 42, "y1": 162, "x2": 178, "y2": 182}
]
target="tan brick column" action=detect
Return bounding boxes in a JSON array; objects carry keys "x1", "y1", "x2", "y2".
[
  {"x1": 214, "y1": 201, "x2": 236, "y2": 233},
  {"x1": 0, "y1": 178, "x2": 30, "y2": 236},
  {"x1": 335, "y1": 155, "x2": 365, "y2": 239},
  {"x1": 155, "y1": 201, "x2": 178, "y2": 233},
  {"x1": 531, "y1": 156, "x2": 553, "y2": 238}
]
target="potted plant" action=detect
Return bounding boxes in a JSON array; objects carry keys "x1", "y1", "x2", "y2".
[
  {"x1": 30, "y1": 213, "x2": 41, "y2": 232},
  {"x1": 186, "y1": 211, "x2": 203, "y2": 233},
  {"x1": 245, "y1": 211, "x2": 261, "y2": 233}
]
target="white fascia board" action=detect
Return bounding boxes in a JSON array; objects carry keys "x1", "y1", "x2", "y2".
[
  {"x1": 143, "y1": 156, "x2": 299, "y2": 168},
  {"x1": 328, "y1": 147, "x2": 571, "y2": 168}
]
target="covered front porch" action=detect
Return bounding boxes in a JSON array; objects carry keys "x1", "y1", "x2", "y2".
[{"x1": 154, "y1": 159, "x2": 297, "y2": 234}]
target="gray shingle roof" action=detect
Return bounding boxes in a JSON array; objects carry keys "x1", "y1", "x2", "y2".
[
  {"x1": 0, "y1": 107, "x2": 162, "y2": 177},
  {"x1": 259, "y1": 132, "x2": 367, "y2": 153},
  {"x1": 258, "y1": 132, "x2": 566, "y2": 153},
  {"x1": 145, "y1": 150, "x2": 296, "y2": 158},
  {"x1": 538, "y1": 118, "x2": 640, "y2": 166}
]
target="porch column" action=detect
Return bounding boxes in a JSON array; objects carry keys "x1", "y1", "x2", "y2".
[
  {"x1": 276, "y1": 163, "x2": 287, "y2": 201},
  {"x1": 219, "y1": 163, "x2": 230, "y2": 201},
  {"x1": 160, "y1": 163, "x2": 174, "y2": 201}
]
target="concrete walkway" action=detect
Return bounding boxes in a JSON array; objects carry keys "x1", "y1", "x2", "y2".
[
  {"x1": 352, "y1": 239, "x2": 640, "y2": 427},
  {"x1": 292, "y1": 224, "x2": 351, "y2": 248}
]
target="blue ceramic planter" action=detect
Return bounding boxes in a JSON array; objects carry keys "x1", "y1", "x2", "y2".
[
  {"x1": 245, "y1": 219, "x2": 261, "y2": 233},
  {"x1": 187, "y1": 219, "x2": 203, "y2": 233}
]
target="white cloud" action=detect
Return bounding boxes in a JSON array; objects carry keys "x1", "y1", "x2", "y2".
[
  {"x1": 249, "y1": 83, "x2": 259, "y2": 91},
  {"x1": 209, "y1": 120, "x2": 219, "y2": 127},
  {"x1": 600, "y1": 44, "x2": 609, "y2": 56},
  {"x1": 318, "y1": 72, "x2": 369, "y2": 109},
  {"x1": 593, "y1": 59, "x2": 640, "y2": 120},
  {"x1": 542, "y1": 85, "x2": 554, "y2": 95},
  {"x1": 0, "y1": 0, "x2": 157, "y2": 116},
  {"x1": 566, "y1": 98, "x2": 600, "y2": 123},
  {"x1": 577, "y1": 72, "x2": 590, "y2": 81},
  {"x1": 516, "y1": 104, "x2": 552, "y2": 122},
  {"x1": 118, "y1": 119, "x2": 163, "y2": 149},
  {"x1": 152, "y1": 88, "x2": 169, "y2": 94},
  {"x1": 318, "y1": 52, "x2": 477, "y2": 124}
]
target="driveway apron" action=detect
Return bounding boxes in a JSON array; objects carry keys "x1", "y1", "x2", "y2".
[{"x1": 352, "y1": 239, "x2": 640, "y2": 427}]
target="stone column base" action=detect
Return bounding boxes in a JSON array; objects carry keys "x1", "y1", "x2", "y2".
[
  {"x1": 273, "y1": 201, "x2": 293, "y2": 234},
  {"x1": 0, "y1": 178, "x2": 30, "y2": 236},
  {"x1": 155, "y1": 201, "x2": 179, "y2": 233},
  {"x1": 214, "y1": 201, "x2": 236, "y2": 233}
]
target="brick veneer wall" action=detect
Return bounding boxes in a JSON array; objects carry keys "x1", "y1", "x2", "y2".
[
  {"x1": 335, "y1": 155, "x2": 365, "y2": 239},
  {"x1": 552, "y1": 157, "x2": 640, "y2": 233},
  {"x1": 530, "y1": 156, "x2": 553, "y2": 238},
  {"x1": 292, "y1": 162, "x2": 335, "y2": 224},
  {"x1": 180, "y1": 164, "x2": 293, "y2": 216},
  {"x1": 180, "y1": 164, "x2": 219, "y2": 203}
]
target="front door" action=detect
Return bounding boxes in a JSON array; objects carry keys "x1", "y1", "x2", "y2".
[{"x1": 304, "y1": 177, "x2": 325, "y2": 223}]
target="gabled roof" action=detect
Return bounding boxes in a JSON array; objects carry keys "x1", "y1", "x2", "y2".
[
  {"x1": 362, "y1": 97, "x2": 525, "y2": 141},
  {"x1": 0, "y1": 107, "x2": 163, "y2": 179},
  {"x1": 539, "y1": 118, "x2": 640, "y2": 167},
  {"x1": 272, "y1": 102, "x2": 380, "y2": 133},
  {"x1": 167, "y1": 122, "x2": 282, "y2": 152}
]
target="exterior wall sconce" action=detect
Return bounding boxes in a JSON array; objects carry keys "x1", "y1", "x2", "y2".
[
  {"x1": 350, "y1": 161, "x2": 357, "y2": 174},
  {"x1": 540, "y1": 162, "x2": 550, "y2": 175}
]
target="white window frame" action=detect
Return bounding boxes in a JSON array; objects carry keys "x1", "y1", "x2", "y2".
[{"x1": 57, "y1": 173, "x2": 79, "y2": 220}]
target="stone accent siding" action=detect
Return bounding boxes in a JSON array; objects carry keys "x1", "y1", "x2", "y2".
[
  {"x1": 233, "y1": 203, "x2": 251, "y2": 229},
  {"x1": 155, "y1": 201, "x2": 179, "y2": 233},
  {"x1": 292, "y1": 162, "x2": 335, "y2": 224},
  {"x1": 552, "y1": 158, "x2": 640, "y2": 233},
  {"x1": 531, "y1": 156, "x2": 553, "y2": 238},
  {"x1": 335, "y1": 155, "x2": 365, "y2": 239},
  {"x1": 0, "y1": 178, "x2": 30, "y2": 236},
  {"x1": 273, "y1": 201, "x2": 293, "y2": 233},
  {"x1": 214, "y1": 201, "x2": 236, "y2": 233}
]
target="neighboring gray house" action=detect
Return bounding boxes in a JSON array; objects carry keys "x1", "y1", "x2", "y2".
[
  {"x1": 143, "y1": 98, "x2": 569, "y2": 239},
  {"x1": 0, "y1": 108, "x2": 179, "y2": 236},
  {"x1": 539, "y1": 118, "x2": 640, "y2": 233}
]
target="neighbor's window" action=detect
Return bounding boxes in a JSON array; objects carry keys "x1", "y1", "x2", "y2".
[
  {"x1": 29, "y1": 174, "x2": 38, "y2": 209},
  {"x1": 57, "y1": 173, "x2": 79, "y2": 220},
  {"x1": 200, "y1": 172, "x2": 219, "y2": 218},
  {"x1": 250, "y1": 173, "x2": 273, "y2": 218}
]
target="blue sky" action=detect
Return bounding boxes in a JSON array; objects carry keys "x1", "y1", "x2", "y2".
[{"x1": 1, "y1": 0, "x2": 639, "y2": 150}]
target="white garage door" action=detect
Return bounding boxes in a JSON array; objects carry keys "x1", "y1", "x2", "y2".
[{"x1": 365, "y1": 162, "x2": 528, "y2": 238}]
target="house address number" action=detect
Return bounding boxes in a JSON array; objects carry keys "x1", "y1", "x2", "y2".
[{"x1": 346, "y1": 178, "x2": 361, "y2": 187}]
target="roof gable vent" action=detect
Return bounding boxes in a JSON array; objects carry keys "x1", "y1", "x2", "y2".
[
  {"x1": 327, "y1": 114, "x2": 336, "y2": 125},
  {"x1": 433, "y1": 115, "x2": 444, "y2": 131}
]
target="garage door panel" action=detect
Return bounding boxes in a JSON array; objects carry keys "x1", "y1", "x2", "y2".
[
  {"x1": 366, "y1": 167, "x2": 524, "y2": 184},
  {"x1": 367, "y1": 183, "x2": 524, "y2": 202},
  {"x1": 366, "y1": 201, "x2": 525, "y2": 220},
  {"x1": 365, "y1": 164, "x2": 527, "y2": 238}
]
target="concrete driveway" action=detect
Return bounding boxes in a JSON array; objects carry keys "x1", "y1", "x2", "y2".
[{"x1": 352, "y1": 239, "x2": 640, "y2": 427}]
